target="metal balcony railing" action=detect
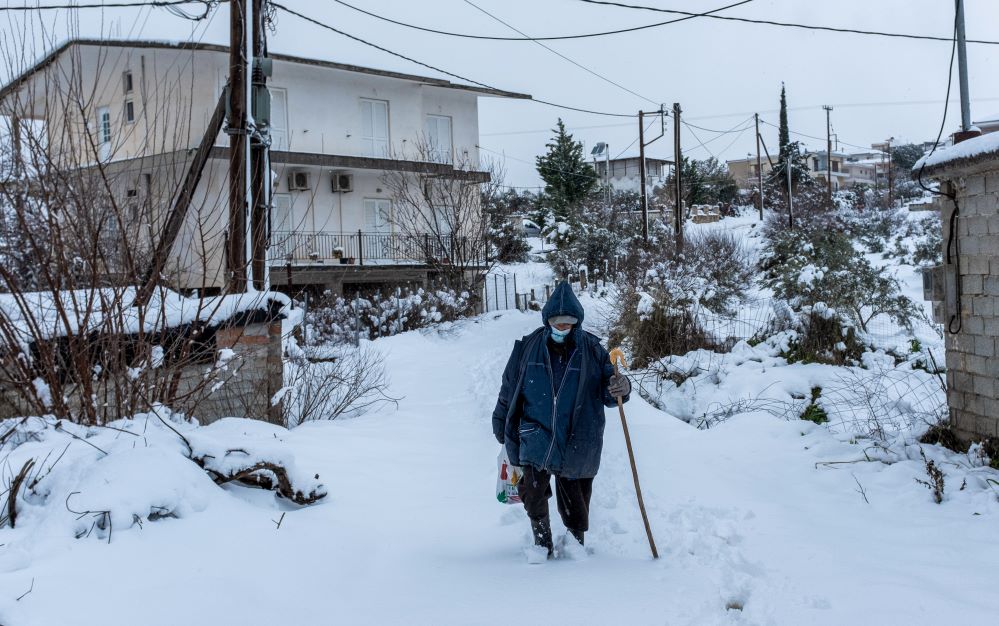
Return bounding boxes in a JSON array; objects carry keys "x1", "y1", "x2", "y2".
[{"x1": 269, "y1": 230, "x2": 474, "y2": 265}]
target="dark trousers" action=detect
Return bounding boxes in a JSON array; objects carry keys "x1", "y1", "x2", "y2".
[{"x1": 518, "y1": 465, "x2": 594, "y2": 532}]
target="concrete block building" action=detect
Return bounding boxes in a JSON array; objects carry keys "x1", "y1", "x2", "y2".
[{"x1": 917, "y1": 134, "x2": 999, "y2": 442}]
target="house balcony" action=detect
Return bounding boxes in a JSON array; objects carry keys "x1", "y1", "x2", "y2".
[{"x1": 269, "y1": 230, "x2": 479, "y2": 266}]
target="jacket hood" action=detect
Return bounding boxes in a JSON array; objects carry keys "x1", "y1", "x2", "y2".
[{"x1": 542, "y1": 281, "x2": 585, "y2": 327}]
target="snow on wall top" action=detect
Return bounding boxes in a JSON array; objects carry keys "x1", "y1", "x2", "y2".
[
  {"x1": 0, "y1": 288, "x2": 292, "y2": 346},
  {"x1": 913, "y1": 132, "x2": 999, "y2": 176}
]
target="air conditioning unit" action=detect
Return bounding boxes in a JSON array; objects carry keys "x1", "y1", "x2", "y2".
[
  {"x1": 287, "y1": 170, "x2": 311, "y2": 191},
  {"x1": 331, "y1": 172, "x2": 353, "y2": 193}
]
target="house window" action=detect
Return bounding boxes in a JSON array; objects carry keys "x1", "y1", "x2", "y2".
[
  {"x1": 425, "y1": 114, "x2": 452, "y2": 163},
  {"x1": 363, "y1": 198, "x2": 392, "y2": 233},
  {"x1": 126, "y1": 188, "x2": 139, "y2": 219},
  {"x1": 360, "y1": 99, "x2": 389, "y2": 157},
  {"x1": 122, "y1": 71, "x2": 133, "y2": 94},
  {"x1": 269, "y1": 87, "x2": 288, "y2": 151},
  {"x1": 97, "y1": 106, "x2": 111, "y2": 160},
  {"x1": 271, "y1": 193, "x2": 292, "y2": 233},
  {"x1": 432, "y1": 205, "x2": 452, "y2": 236},
  {"x1": 124, "y1": 100, "x2": 135, "y2": 123}
]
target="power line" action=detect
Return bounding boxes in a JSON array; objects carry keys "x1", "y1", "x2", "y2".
[
  {"x1": 576, "y1": 0, "x2": 999, "y2": 45},
  {"x1": 0, "y1": 0, "x2": 216, "y2": 17},
  {"x1": 271, "y1": 2, "x2": 637, "y2": 119},
  {"x1": 682, "y1": 117, "x2": 755, "y2": 158},
  {"x1": 462, "y1": 0, "x2": 660, "y2": 107},
  {"x1": 329, "y1": 0, "x2": 754, "y2": 42},
  {"x1": 759, "y1": 118, "x2": 868, "y2": 151}
]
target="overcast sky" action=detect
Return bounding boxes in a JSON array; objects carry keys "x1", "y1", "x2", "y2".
[{"x1": 3, "y1": 0, "x2": 998, "y2": 187}]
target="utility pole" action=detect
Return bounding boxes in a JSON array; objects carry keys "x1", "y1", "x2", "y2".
[
  {"x1": 638, "y1": 110, "x2": 648, "y2": 242},
  {"x1": 886, "y1": 136, "x2": 894, "y2": 208},
  {"x1": 755, "y1": 113, "x2": 763, "y2": 221},
  {"x1": 226, "y1": 0, "x2": 252, "y2": 292},
  {"x1": 787, "y1": 153, "x2": 794, "y2": 230},
  {"x1": 956, "y1": 0, "x2": 972, "y2": 132},
  {"x1": 823, "y1": 105, "x2": 833, "y2": 205},
  {"x1": 673, "y1": 102, "x2": 683, "y2": 251},
  {"x1": 637, "y1": 106, "x2": 666, "y2": 243},
  {"x1": 250, "y1": 0, "x2": 272, "y2": 290}
]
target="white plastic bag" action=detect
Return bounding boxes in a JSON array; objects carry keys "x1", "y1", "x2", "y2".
[{"x1": 496, "y1": 447, "x2": 523, "y2": 504}]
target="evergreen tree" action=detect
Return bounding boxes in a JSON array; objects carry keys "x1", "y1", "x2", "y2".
[
  {"x1": 769, "y1": 84, "x2": 813, "y2": 194},
  {"x1": 535, "y1": 119, "x2": 598, "y2": 221}
]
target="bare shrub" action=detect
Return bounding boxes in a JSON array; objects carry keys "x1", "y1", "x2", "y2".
[
  {"x1": 381, "y1": 138, "x2": 499, "y2": 293},
  {"x1": 284, "y1": 345, "x2": 397, "y2": 425}
]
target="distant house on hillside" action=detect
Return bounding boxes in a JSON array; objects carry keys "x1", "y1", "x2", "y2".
[
  {"x1": 594, "y1": 155, "x2": 673, "y2": 193},
  {"x1": 0, "y1": 39, "x2": 530, "y2": 295}
]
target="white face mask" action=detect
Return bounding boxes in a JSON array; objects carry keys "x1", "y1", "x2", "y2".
[{"x1": 550, "y1": 326, "x2": 571, "y2": 343}]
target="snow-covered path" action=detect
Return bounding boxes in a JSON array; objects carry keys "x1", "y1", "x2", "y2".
[{"x1": 3, "y1": 308, "x2": 999, "y2": 625}]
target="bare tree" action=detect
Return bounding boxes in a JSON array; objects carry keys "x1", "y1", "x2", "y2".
[
  {"x1": 380, "y1": 138, "x2": 501, "y2": 293},
  {"x1": 0, "y1": 32, "x2": 272, "y2": 425}
]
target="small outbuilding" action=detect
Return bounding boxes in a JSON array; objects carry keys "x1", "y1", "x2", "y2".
[{"x1": 915, "y1": 133, "x2": 999, "y2": 443}]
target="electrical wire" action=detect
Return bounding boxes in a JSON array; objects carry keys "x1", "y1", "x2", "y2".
[
  {"x1": 576, "y1": 0, "x2": 999, "y2": 45},
  {"x1": 461, "y1": 0, "x2": 660, "y2": 107},
  {"x1": 758, "y1": 118, "x2": 868, "y2": 151},
  {"x1": 915, "y1": 1, "x2": 962, "y2": 334},
  {"x1": 0, "y1": 0, "x2": 217, "y2": 19},
  {"x1": 328, "y1": 0, "x2": 754, "y2": 42},
  {"x1": 271, "y1": 2, "x2": 637, "y2": 119}
]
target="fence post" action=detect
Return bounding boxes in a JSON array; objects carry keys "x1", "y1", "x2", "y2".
[
  {"x1": 544, "y1": 284, "x2": 551, "y2": 301},
  {"x1": 503, "y1": 275, "x2": 509, "y2": 310},
  {"x1": 493, "y1": 274, "x2": 499, "y2": 311},
  {"x1": 353, "y1": 293, "x2": 360, "y2": 347},
  {"x1": 513, "y1": 274, "x2": 518, "y2": 310},
  {"x1": 357, "y1": 229, "x2": 364, "y2": 265},
  {"x1": 531, "y1": 288, "x2": 536, "y2": 308},
  {"x1": 301, "y1": 291, "x2": 310, "y2": 345}
]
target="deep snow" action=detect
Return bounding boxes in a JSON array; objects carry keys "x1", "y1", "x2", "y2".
[
  {"x1": 3, "y1": 213, "x2": 998, "y2": 625},
  {"x1": 3, "y1": 302, "x2": 999, "y2": 625}
]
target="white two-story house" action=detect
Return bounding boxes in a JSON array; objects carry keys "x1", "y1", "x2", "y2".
[{"x1": 0, "y1": 39, "x2": 529, "y2": 293}]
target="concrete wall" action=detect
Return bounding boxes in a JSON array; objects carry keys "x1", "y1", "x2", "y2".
[{"x1": 932, "y1": 164, "x2": 999, "y2": 442}]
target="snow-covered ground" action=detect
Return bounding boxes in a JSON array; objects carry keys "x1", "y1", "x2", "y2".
[
  {"x1": 3, "y1": 300, "x2": 999, "y2": 625},
  {"x1": 3, "y1": 212, "x2": 998, "y2": 625}
]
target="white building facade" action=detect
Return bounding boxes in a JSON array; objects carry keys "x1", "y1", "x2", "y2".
[{"x1": 0, "y1": 40, "x2": 528, "y2": 292}]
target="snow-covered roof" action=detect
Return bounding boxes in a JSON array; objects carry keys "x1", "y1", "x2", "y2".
[{"x1": 912, "y1": 132, "x2": 999, "y2": 177}]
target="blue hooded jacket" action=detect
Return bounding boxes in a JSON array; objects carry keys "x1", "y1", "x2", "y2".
[{"x1": 491, "y1": 282, "x2": 628, "y2": 479}]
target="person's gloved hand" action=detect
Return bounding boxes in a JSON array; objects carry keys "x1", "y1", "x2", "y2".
[
  {"x1": 608, "y1": 373, "x2": 631, "y2": 397},
  {"x1": 495, "y1": 431, "x2": 504, "y2": 444}
]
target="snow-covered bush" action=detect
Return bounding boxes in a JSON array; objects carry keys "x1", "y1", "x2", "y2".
[
  {"x1": 306, "y1": 286, "x2": 474, "y2": 345},
  {"x1": 546, "y1": 192, "x2": 643, "y2": 281},
  {"x1": 610, "y1": 230, "x2": 754, "y2": 367},
  {"x1": 889, "y1": 212, "x2": 943, "y2": 267},
  {"x1": 487, "y1": 218, "x2": 530, "y2": 263},
  {"x1": 1, "y1": 412, "x2": 326, "y2": 538},
  {"x1": 762, "y1": 227, "x2": 918, "y2": 336}
]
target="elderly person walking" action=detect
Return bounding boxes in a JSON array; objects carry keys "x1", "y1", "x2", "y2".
[{"x1": 492, "y1": 281, "x2": 631, "y2": 560}]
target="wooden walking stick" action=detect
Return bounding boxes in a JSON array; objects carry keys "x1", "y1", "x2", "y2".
[{"x1": 609, "y1": 347, "x2": 659, "y2": 559}]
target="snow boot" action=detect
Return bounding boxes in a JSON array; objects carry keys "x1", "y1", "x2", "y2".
[
  {"x1": 558, "y1": 529, "x2": 588, "y2": 560},
  {"x1": 531, "y1": 517, "x2": 554, "y2": 558}
]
